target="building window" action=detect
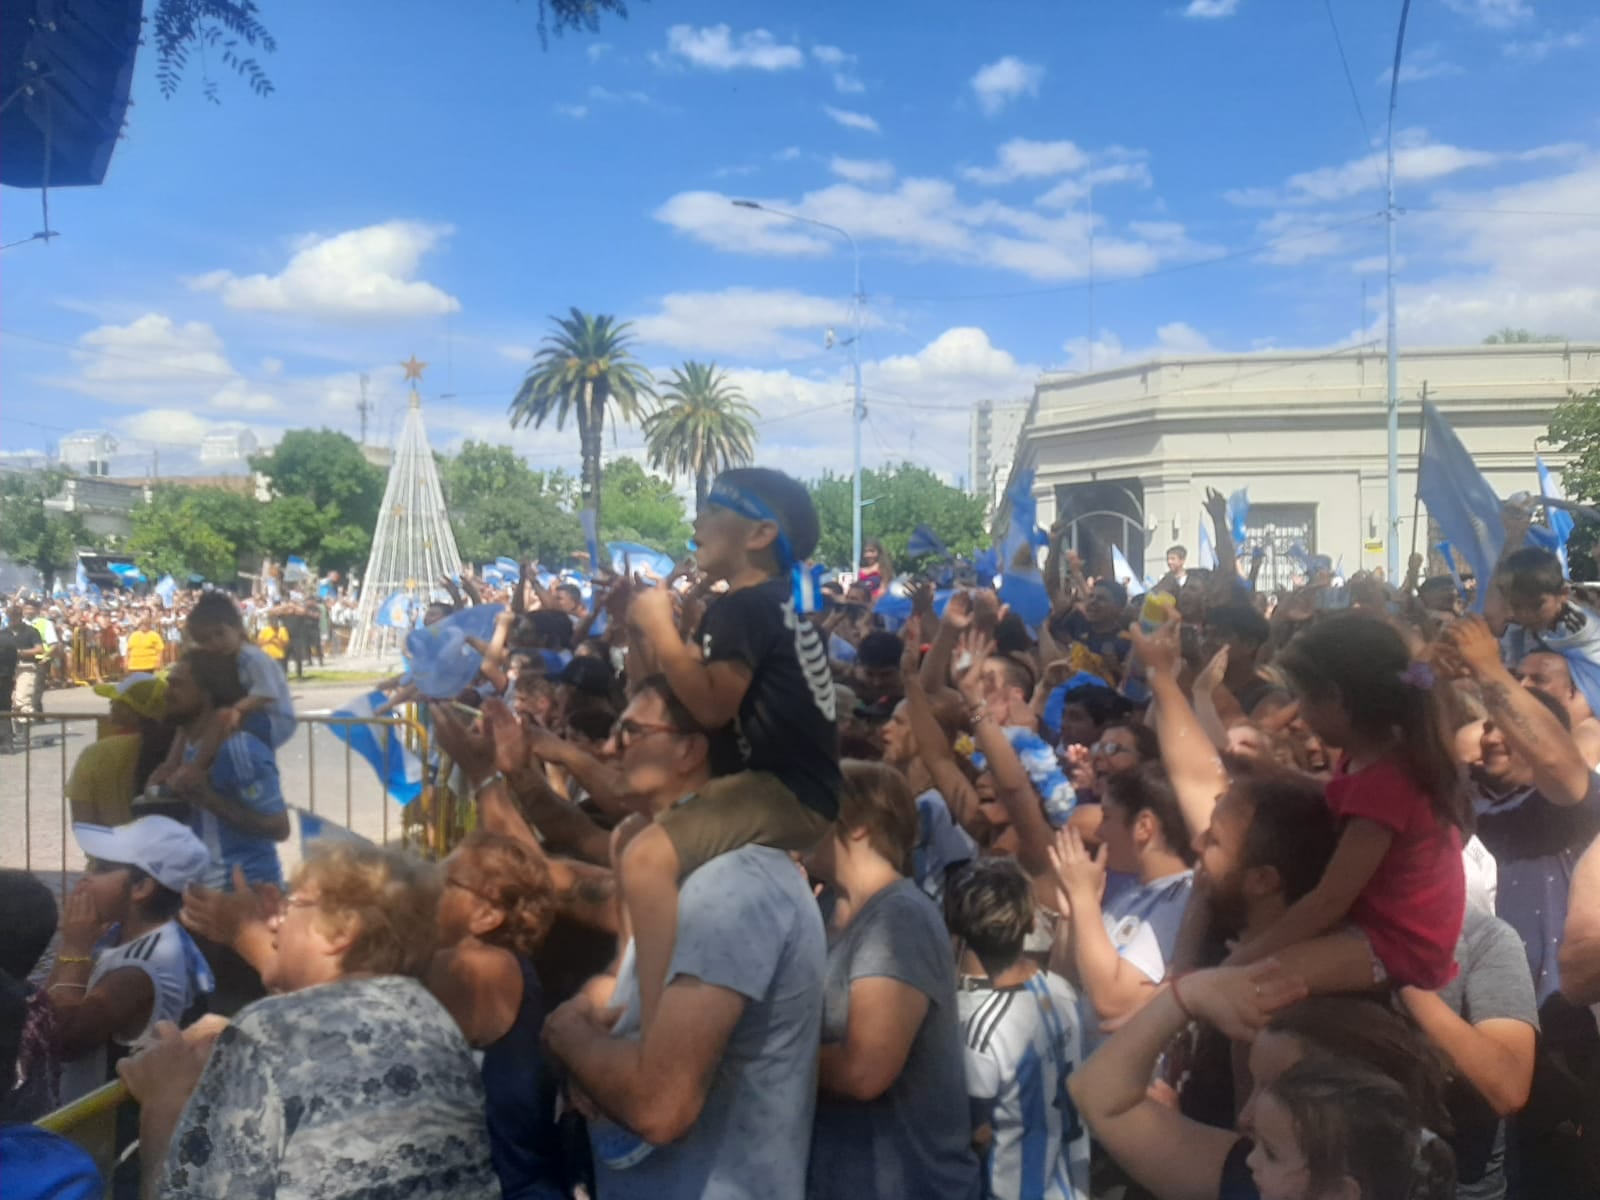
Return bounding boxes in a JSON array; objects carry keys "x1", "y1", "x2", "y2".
[
  {"x1": 1245, "y1": 504, "x2": 1316, "y2": 592},
  {"x1": 1054, "y1": 480, "x2": 1146, "y2": 580}
]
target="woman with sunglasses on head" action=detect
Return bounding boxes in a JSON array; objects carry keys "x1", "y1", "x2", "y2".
[{"x1": 428, "y1": 831, "x2": 565, "y2": 1200}]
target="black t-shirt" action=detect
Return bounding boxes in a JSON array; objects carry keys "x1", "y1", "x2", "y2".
[
  {"x1": 0, "y1": 627, "x2": 18, "y2": 679},
  {"x1": 697, "y1": 576, "x2": 842, "y2": 819},
  {"x1": 6, "y1": 622, "x2": 42, "y2": 670},
  {"x1": 1048, "y1": 609, "x2": 1131, "y2": 668}
]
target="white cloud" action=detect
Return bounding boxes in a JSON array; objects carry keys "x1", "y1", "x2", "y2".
[
  {"x1": 656, "y1": 177, "x2": 1213, "y2": 283},
  {"x1": 1376, "y1": 45, "x2": 1463, "y2": 86},
  {"x1": 119, "y1": 408, "x2": 241, "y2": 446},
  {"x1": 970, "y1": 56, "x2": 1044, "y2": 116},
  {"x1": 1504, "y1": 29, "x2": 1587, "y2": 60},
  {"x1": 1061, "y1": 321, "x2": 1215, "y2": 372},
  {"x1": 963, "y1": 138, "x2": 1089, "y2": 185},
  {"x1": 824, "y1": 106, "x2": 880, "y2": 134},
  {"x1": 1384, "y1": 157, "x2": 1600, "y2": 345},
  {"x1": 586, "y1": 42, "x2": 612, "y2": 62},
  {"x1": 1442, "y1": 0, "x2": 1532, "y2": 29},
  {"x1": 187, "y1": 221, "x2": 461, "y2": 320},
  {"x1": 773, "y1": 146, "x2": 803, "y2": 162},
  {"x1": 1184, "y1": 0, "x2": 1240, "y2": 18},
  {"x1": 554, "y1": 103, "x2": 588, "y2": 118},
  {"x1": 73, "y1": 314, "x2": 234, "y2": 393},
  {"x1": 632, "y1": 287, "x2": 877, "y2": 359},
  {"x1": 1034, "y1": 161, "x2": 1155, "y2": 207},
  {"x1": 829, "y1": 156, "x2": 895, "y2": 185},
  {"x1": 665, "y1": 24, "x2": 804, "y2": 71},
  {"x1": 497, "y1": 344, "x2": 534, "y2": 363},
  {"x1": 1225, "y1": 130, "x2": 1582, "y2": 207},
  {"x1": 588, "y1": 85, "x2": 651, "y2": 104},
  {"x1": 812, "y1": 44, "x2": 864, "y2": 93}
]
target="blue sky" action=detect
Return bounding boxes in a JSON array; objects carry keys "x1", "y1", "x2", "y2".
[{"x1": 2, "y1": 0, "x2": 1596, "y2": 485}]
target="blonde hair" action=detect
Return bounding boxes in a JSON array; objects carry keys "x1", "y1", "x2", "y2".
[
  {"x1": 453, "y1": 831, "x2": 557, "y2": 959},
  {"x1": 836, "y1": 759, "x2": 918, "y2": 876},
  {"x1": 293, "y1": 841, "x2": 441, "y2": 979}
]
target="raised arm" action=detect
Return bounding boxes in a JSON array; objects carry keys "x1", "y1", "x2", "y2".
[{"x1": 1129, "y1": 621, "x2": 1228, "y2": 838}]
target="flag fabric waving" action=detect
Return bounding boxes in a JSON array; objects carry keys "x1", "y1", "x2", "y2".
[
  {"x1": 907, "y1": 525, "x2": 950, "y2": 560},
  {"x1": 1112, "y1": 546, "x2": 1146, "y2": 597},
  {"x1": 376, "y1": 590, "x2": 417, "y2": 630},
  {"x1": 1528, "y1": 455, "x2": 1574, "y2": 576},
  {"x1": 1417, "y1": 402, "x2": 1502, "y2": 613},
  {"x1": 155, "y1": 575, "x2": 178, "y2": 608},
  {"x1": 326, "y1": 693, "x2": 424, "y2": 805},
  {"x1": 1197, "y1": 520, "x2": 1219, "y2": 571}
]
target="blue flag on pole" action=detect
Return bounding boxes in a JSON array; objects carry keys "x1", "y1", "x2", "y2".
[
  {"x1": 1417, "y1": 402, "x2": 1502, "y2": 613},
  {"x1": 907, "y1": 525, "x2": 950, "y2": 560},
  {"x1": 1227, "y1": 488, "x2": 1250, "y2": 548},
  {"x1": 327, "y1": 692, "x2": 424, "y2": 805},
  {"x1": 1530, "y1": 455, "x2": 1574, "y2": 576},
  {"x1": 996, "y1": 469, "x2": 1051, "y2": 633}
]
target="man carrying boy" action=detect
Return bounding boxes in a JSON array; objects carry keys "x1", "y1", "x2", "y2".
[{"x1": 623, "y1": 467, "x2": 841, "y2": 1029}]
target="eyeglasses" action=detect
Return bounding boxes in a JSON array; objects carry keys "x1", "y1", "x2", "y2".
[
  {"x1": 612, "y1": 718, "x2": 683, "y2": 750},
  {"x1": 1091, "y1": 741, "x2": 1136, "y2": 757}
]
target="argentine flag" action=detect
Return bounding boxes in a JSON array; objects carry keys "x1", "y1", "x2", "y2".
[{"x1": 326, "y1": 692, "x2": 425, "y2": 805}]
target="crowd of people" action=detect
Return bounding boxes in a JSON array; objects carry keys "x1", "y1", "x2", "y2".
[{"x1": 4, "y1": 465, "x2": 1600, "y2": 1200}]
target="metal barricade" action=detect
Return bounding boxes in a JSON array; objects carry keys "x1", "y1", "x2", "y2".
[
  {"x1": 1, "y1": 710, "x2": 454, "y2": 898},
  {"x1": 35, "y1": 1079, "x2": 126, "y2": 1189}
]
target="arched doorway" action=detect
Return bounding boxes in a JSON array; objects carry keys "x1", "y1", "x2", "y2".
[{"x1": 1054, "y1": 480, "x2": 1146, "y2": 581}]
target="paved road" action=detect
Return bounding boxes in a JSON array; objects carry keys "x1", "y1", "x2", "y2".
[{"x1": 1, "y1": 679, "x2": 418, "y2": 897}]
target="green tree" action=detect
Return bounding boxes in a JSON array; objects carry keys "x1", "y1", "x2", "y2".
[
  {"x1": 126, "y1": 485, "x2": 258, "y2": 582},
  {"x1": 643, "y1": 362, "x2": 758, "y2": 509},
  {"x1": 1484, "y1": 328, "x2": 1566, "y2": 344},
  {"x1": 508, "y1": 310, "x2": 653, "y2": 529},
  {"x1": 0, "y1": 469, "x2": 99, "y2": 581},
  {"x1": 1546, "y1": 386, "x2": 1600, "y2": 569},
  {"x1": 599, "y1": 458, "x2": 689, "y2": 551},
  {"x1": 809, "y1": 463, "x2": 988, "y2": 571},
  {"x1": 440, "y1": 442, "x2": 584, "y2": 564},
  {"x1": 251, "y1": 429, "x2": 385, "y2": 571}
]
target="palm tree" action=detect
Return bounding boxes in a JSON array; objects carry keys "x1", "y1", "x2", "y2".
[
  {"x1": 643, "y1": 362, "x2": 759, "y2": 510},
  {"x1": 508, "y1": 309, "x2": 653, "y2": 530}
]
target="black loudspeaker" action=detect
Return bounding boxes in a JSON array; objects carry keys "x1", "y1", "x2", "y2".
[{"x1": 0, "y1": 0, "x2": 142, "y2": 188}]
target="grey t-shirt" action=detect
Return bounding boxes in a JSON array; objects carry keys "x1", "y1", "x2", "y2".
[
  {"x1": 1435, "y1": 906, "x2": 1540, "y2": 1199},
  {"x1": 809, "y1": 878, "x2": 982, "y2": 1200},
  {"x1": 592, "y1": 846, "x2": 826, "y2": 1200}
]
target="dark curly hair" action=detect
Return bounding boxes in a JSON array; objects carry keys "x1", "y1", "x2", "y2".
[{"x1": 452, "y1": 831, "x2": 557, "y2": 959}]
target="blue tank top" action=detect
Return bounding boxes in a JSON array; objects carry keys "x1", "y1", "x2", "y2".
[{"x1": 480, "y1": 954, "x2": 564, "y2": 1200}]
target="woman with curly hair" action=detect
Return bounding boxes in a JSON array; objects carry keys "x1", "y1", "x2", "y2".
[{"x1": 429, "y1": 830, "x2": 563, "y2": 1200}]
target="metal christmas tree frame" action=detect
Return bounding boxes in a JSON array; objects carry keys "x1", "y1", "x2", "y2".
[{"x1": 346, "y1": 356, "x2": 462, "y2": 659}]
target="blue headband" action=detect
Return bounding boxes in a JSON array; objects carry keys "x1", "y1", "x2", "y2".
[{"x1": 706, "y1": 483, "x2": 797, "y2": 571}]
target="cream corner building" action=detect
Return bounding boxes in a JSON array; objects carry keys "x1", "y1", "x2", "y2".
[{"x1": 1007, "y1": 342, "x2": 1600, "y2": 588}]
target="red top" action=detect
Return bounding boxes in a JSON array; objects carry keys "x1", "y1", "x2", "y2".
[{"x1": 1326, "y1": 757, "x2": 1465, "y2": 989}]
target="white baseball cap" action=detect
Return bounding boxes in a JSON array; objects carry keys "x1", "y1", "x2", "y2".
[{"x1": 74, "y1": 816, "x2": 212, "y2": 893}]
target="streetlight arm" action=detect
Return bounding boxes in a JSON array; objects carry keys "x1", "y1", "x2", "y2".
[{"x1": 730, "y1": 201, "x2": 859, "y2": 264}]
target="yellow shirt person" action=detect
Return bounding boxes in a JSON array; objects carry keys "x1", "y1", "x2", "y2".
[
  {"x1": 126, "y1": 626, "x2": 166, "y2": 673},
  {"x1": 259, "y1": 622, "x2": 290, "y2": 663}
]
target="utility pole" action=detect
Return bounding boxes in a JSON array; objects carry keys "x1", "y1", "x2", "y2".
[
  {"x1": 1383, "y1": 0, "x2": 1414, "y2": 582},
  {"x1": 357, "y1": 374, "x2": 372, "y2": 445}
]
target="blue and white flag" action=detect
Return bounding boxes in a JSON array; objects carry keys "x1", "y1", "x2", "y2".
[
  {"x1": 74, "y1": 559, "x2": 90, "y2": 595},
  {"x1": 996, "y1": 469, "x2": 1052, "y2": 633},
  {"x1": 284, "y1": 556, "x2": 310, "y2": 582},
  {"x1": 376, "y1": 590, "x2": 417, "y2": 630},
  {"x1": 327, "y1": 692, "x2": 425, "y2": 805},
  {"x1": 1529, "y1": 455, "x2": 1574, "y2": 576},
  {"x1": 294, "y1": 806, "x2": 374, "y2": 856},
  {"x1": 607, "y1": 541, "x2": 676, "y2": 581},
  {"x1": 50, "y1": 575, "x2": 67, "y2": 599},
  {"x1": 480, "y1": 563, "x2": 508, "y2": 586},
  {"x1": 1112, "y1": 545, "x2": 1146, "y2": 597},
  {"x1": 1197, "y1": 519, "x2": 1219, "y2": 571},
  {"x1": 794, "y1": 561, "x2": 828, "y2": 614},
  {"x1": 1227, "y1": 488, "x2": 1250, "y2": 548},
  {"x1": 1418, "y1": 402, "x2": 1501, "y2": 613},
  {"x1": 155, "y1": 575, "x2": 178, "y2": 608},
  {"x1": 108, "y1": 563, "x2": 146, "y2": 587},
  {"x1": 873, "y1": 586, "x2": 914, "y2": 633}
]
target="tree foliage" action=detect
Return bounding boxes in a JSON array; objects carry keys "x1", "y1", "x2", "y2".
[
  {"x1": 808, "y1": 463, "x2": 988, "y2": 571},
  {"x1": 1484, "y1": 328, "x2": 1567, "y2": 344},
  {"x1": 251, "y1": 429, "x2": 385, "y2": 572},
  {"x1": 0, "y1": 469, "x2": 100, "y2": 580},
  {"x1": 127, "y1": 485, "x2": 257, "y2": 582},
  {"x1": 599, "y1": 458, "x2": 690, "y2": 551},
  {"x1": 508, "y1": 310, "x2": 654, "y2": 528},
  {"x1": 151, "y1": 0, "x2": 631, "y2": 101},
  {"x1": 643, "y1": 362, "x2": 758, "y2": 509},
  {"x1": 441, "y1": 442, "x2": 584, "y2": 564}
]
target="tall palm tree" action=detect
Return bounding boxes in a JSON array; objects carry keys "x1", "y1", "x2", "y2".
[
  {"x1": 508, "y1": 309, "x2": 653, "y2": 529},
  {"x1": 643, "y1": 362, "x2": 758, "y2": 510}
]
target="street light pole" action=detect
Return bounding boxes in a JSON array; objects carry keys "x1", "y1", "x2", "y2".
[
  {"x1": 732, "y1": 200, "x2": 865, "y2": 576},
  {"x1": 1383, "y1": 0, "x2": 1413, "y2": 582}
]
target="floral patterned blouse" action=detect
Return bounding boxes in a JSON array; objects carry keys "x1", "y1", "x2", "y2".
[{"x1": 158, "y1": 974, "x2": 499, "y2": 1200}]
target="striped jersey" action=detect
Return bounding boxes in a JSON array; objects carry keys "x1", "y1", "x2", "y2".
[{"x1": 959, "y1": 971, "x2": 1089, "y2": 1200}]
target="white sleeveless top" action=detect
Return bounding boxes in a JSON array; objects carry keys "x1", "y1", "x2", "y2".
[{"x1": 59, "y1": 920, "x2": 209, "y2": 1101}]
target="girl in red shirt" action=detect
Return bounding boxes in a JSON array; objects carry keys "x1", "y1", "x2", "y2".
[{"x1": 1228, "y1": 612, "x2": 1468, "y2": 991}]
